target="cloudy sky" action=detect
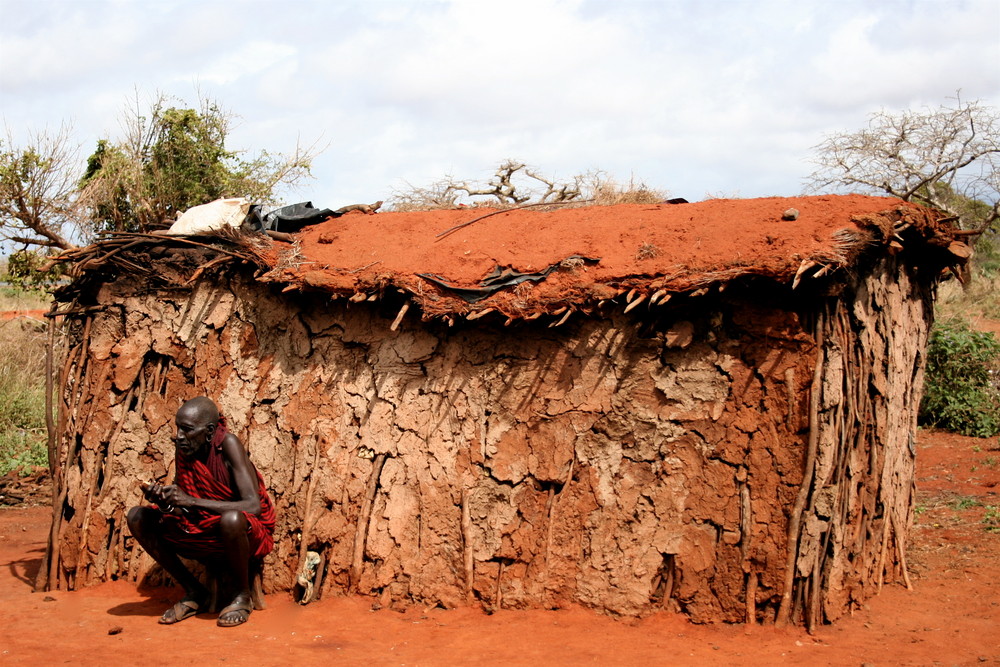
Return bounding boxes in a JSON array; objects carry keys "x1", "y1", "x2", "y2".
[{"x1": 2, "y1": 0, "x2": 998, "y2": 210}]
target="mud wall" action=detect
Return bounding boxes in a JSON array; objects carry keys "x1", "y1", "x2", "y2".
[
  {"x1": 786, "y1": 255, "x2": 930, "y2": 626},
  {"x1": 41, "y1": 256, "x2": 931, "y2": 624}
]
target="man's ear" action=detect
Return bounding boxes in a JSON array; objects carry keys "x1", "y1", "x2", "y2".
[{"x1": 204, "y1": 422, "x2": 216, "y2": 441}]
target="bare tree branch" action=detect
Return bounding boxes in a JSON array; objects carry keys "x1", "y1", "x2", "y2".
[
  {"x1": 806, "y1": 95, "x2": 1000, "y2": 234},
  {"x1": 390, "y1": 160, "x2": 661, "y2": 211},
  {"x1": 0, "y1": 124, "x2": 81, "y2": 250}
]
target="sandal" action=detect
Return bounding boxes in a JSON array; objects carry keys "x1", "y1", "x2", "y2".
[
  {"x1": 217, "y1": 600, "x2": 252, "y2": 627},
  {"x1": 159, "y1": 596, "x2": 203, "y2": 624}
]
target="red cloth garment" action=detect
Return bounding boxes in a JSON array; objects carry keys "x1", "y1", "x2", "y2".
[{"x1": 160, "y1": 416, "x2": 276, "y2": 560}]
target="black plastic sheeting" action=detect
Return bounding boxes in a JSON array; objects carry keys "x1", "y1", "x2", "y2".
[
  {"x1": 261, "y1": 202, "x2": 338, "y2": 233},
  {"x1": 418, "y1": 255, "x2": 601, "y2": 303},
  {"x1": 243, "y1": 202, "x2": 338, "y2": 233}
]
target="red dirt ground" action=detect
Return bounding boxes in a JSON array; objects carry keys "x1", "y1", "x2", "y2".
[
  {"x1": 1, "y1": 428, "x2": 997, "y2": 666},
  {"x1": 0, "y1": 309, "x2": 45, "y2": 321}
]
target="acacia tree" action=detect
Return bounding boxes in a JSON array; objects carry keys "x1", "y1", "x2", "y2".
[
  {"x1": 806, "y1": 96, "x2": 999, "y2": 235},
  {"x1": 0, "y1": 125, "x2": 80, "y2": 250}
]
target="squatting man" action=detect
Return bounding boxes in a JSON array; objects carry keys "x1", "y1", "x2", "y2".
[{"x1": 127, "y1": 397, "x2": 275, "y2": 627}]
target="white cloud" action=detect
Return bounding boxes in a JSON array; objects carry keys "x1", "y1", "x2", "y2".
[
  {"x1": 177, "y1": 40, "x2": 298, "y2": 86},
  {"x1": 0, "y1": 3, "x2": 141, "y2": 89},
  {"x1": 1, "y1": 0, "x2": 997, "y2": 209}
]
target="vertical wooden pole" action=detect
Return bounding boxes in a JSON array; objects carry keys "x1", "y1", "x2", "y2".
[
  {"x1": 350, "y1": 453, "x2": 387, "y2": 592},
  {"x1": 776, "y1": 310, "x2": 826, "y2": 627},
  {"x1": 461, "y1": 489, "x2": 474, "y2": 601}
]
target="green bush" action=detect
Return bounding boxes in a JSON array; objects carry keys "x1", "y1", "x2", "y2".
[
  {"x1": 919, "y1": 317, "x2": 1000, "y2": 437},
  {"x1": 1, "y1": 249, "x2": 65, "y2": 290},
  {"x1": 0, "y1": 320, "x2": 48, "y2": 475},
  {"x1": 0, "y1": 430, "x2": 47, "y2": 476}
]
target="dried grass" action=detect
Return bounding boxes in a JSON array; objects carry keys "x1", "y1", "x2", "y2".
[
  {"x1": 937, "y1": 275, "x2": 1000, "y2": 322},
  {"x1": 588, "y1": 177, "x2": 665, "y2": 206},
  {"x1": 0, "y1": 287, "x2": 51, "y2": 312},
  {"x1": 0, "y1": 320, "x2": 48, "y2": 475},
  {"x1": 636, "y1": 242, "x2": 660, "y2": 260},
  {"x1": 558, "y1": 257, "x2": 586, "y2": 272}
]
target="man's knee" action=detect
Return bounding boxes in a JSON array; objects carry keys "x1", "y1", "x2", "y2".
[
  {"x1": 219, "y1": 510, "x2": 248, "y2": 537},
  {"x1": 127, "y1": 505, "x2": 156, "y2": 535}
]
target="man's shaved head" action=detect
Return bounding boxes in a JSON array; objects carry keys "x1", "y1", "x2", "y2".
[
  {"x1": 173, "y1": 397, "x2": 221, "y2": 456},
  {"x1": 177, "y1": 397, "x2": 219, "y2": 426}
]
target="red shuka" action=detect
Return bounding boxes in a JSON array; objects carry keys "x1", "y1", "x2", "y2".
[{"x1": 159, "y1": 417, "x2": 276, "y2": 560}]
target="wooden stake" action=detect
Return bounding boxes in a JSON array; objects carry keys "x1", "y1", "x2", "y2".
[
  {"x1": 44, "y1": 314, "x2": 56, "y2": 474},
  {"x1": 295, "y1": 444, "x2": 323, "y2": 587},
  {"x1": 776, "y1": 310, "x2": 826, "y2": 627},
  {"x1": 660, "y1": 558, "x2": 675, "y2": 610},
  {"x1": 390, "y1": 302, "x2": 410, "y2": 331},
  {"x1": 543, "y1": 486, "x2": 556, "y2": 582},
  {"x1": 74, "y1": 449, "x2": 105, "y2": 574},
  {"x1": 41, "y1": 315, "x2": 94, "y2": 591},
  {"x1": 45, "y1": 473, "x2": 72, "y2": 590},
  {"x1": 350, "y1": 453, "x2": 387, "y2": 592},
  {"x1": 467, "y1": 308, "x2": 494, "y2": 321},
  {"x1": 549, "y1": 308, "x2": 573, "y2": 327},
  {"x1": 890, "y1": 513, "x2": 913, "y2": 590},
  {"x1": 264, "y1": 230, "x2": 295, "y2": 243},
  {"x1": 103, "y1": 515, "x2": 122, "y2": 581},
  {"x1": 623, "y1": 294, "x2": 647, "y2": 313},
  {"x1": 806, "y1": 549, "x2": 822, "y2": 634},
  {"x1": 745, "y1": 572, "x2": 758, "y2": 624},
  {"x1": 649, "y1": 289, "x2": 667, "y2": 305},
  {"x1": 543, "y1": 456, "x2": 575, "y2": 588},
  {"x1": 784, "y1": 367, "x2": 797, "y2": 431},
  {"x1": 740, "y1": 476, "x2": 752, "y2": 563},
  {"x1": 876, "y1": 517, "x2": 890, "y2": 591},
  {"x1": 461, "y1": 489, "x2": 474, "y2": 601},
  {"x1": 64, "y1": 316, "x2": 94, "y2": 442},
  {"x1": 307, "y1": 553, "x2": 326, "y2": 605},
  {"x1": 792, "y1": 260, "x2": 818, "y2": 290},
  {"x1": 435, "y1": 199, "x2": 593, "y2": 239},
  {"x1": 494, "y1": 560, "x2": 505, "y2": 609}
]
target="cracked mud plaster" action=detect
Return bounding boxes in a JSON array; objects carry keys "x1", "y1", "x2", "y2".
[{"x1": 52, "y1": 261, "x2": 928, "y2": 624}]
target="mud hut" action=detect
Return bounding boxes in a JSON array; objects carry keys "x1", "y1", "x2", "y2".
[{"x1": 36, "y1": 195, "x2": 968, "y2": 628}]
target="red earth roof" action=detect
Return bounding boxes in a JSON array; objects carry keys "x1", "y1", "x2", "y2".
[{"x1": 259, "y1": 194, "x2": 951, "y2": 320}]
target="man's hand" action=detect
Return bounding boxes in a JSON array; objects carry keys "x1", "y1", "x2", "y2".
[
  {"x1": 141, "y1": 482, "x2": 194, "y2": 514},
  {"x1": 161, "y1": 485, "x2": 197, "y2": 510}
]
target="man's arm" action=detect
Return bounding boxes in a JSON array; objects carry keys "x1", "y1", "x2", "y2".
[{"x1": 159, "y1": 434, "x2": 263, "y2": 516}]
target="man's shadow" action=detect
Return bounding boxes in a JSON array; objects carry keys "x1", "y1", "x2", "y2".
[
  {"x1": 106, "y1": 565, "x2": 176, "y2": 617},
  {"x1": 8, "y1": 547, "x2": 44, "y2": 587},
  {"x1": 11, "y1": 548, "x2": 170, "y2": 617}
]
